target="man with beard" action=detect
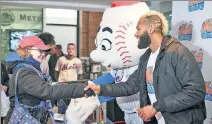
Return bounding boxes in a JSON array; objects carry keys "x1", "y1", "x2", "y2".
[{"x1": 85, "y1": 10, "x2": 206, "y2": 124}]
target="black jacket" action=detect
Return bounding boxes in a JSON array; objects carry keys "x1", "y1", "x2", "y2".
[
  {"x1": 5, "y1": 60, "x2": 87, "y2": 123},
  {"x1": 48, "y1": 53, "x2": 64, "y2": 82},
  {"x1": 99, "y1": 36, "x2": 206, "y2": 124}
]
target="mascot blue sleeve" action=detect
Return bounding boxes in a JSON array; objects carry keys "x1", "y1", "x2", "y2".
[{"x1": 92, "y1": 73, "x2": 115, "y2": 103}]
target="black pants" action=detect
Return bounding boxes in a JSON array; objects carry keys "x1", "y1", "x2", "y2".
[
  {"x1": 58, "y1": 99, "x2": 71, "y2": 114},
  {"x1": 1, "y1": 117, "x2": 4, "y2": 124}
]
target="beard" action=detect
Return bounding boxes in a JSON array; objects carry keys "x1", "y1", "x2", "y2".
[{"x1": 137, "y1": 31, "x2": 151, "y2": 49}]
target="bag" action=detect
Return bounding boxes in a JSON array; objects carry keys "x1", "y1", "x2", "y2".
[
  {"x1": 8, "y1": 65, "x2": 56, "y2": 124},
  {"x1": 58, "y1": 100, "x2": 67, "y2": 114},
  {"x1": 1, "y1": 90, "x2": 10, "y2": 117}
]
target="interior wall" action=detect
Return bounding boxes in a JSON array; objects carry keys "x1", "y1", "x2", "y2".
[
  {"x1": 43, "y1": 8, "x2": 78, "y2": 55},
  {"x1": 44, "y1": 25, "x2": 77, "y2": 54},
  {"x1": 80, "y1": 11, "x2": 103, "y2": 57}
]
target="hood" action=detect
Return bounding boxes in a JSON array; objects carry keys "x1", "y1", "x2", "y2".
[{"x1": 5, "y1": 52, "x2": 41, "y2": 74}]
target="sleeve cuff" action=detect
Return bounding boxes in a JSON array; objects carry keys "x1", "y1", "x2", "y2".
[
  {"x1": 153, "y1": 100, "x2": 166, "y2": 112},
  {"x1": 153, "y1": 101, "x2": 160, "y2": 112},
  {"x1": 99, "y1": 85, "x2": 104, "y2": 95}
]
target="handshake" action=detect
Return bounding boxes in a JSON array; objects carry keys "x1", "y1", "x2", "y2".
[{"x1": 83, "y1": 81, "x2": 101, "y2": 97}]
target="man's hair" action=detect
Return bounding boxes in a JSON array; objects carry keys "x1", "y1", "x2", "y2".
[
  {"x1": 38, "y1": 32, "x2": 56, "y2": 45},
  {"x1": 56, "y1": 44, "x2": 62, "y2": 50},
  {"x1": 140, "y1": 10, "x2": 168, "y2": 36},
  {"x1": 67, "y1": 43, "x2": 75, "y2": 47}
]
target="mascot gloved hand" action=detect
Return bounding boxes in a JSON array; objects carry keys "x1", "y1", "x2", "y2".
[
  {"x1": 66, "y1": 79, "x2": 110, "y2": 123},
  {"x1": 66, "y1": 81, "x2": 100, "y2": 123},
  {"x1": 65, "y1": 101, "x2": 83, "y2": 124},
  {"x1": 66, "y1": 96, "x2": 100, "y2": 123}
]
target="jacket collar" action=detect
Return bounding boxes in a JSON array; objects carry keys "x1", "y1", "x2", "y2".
[{"x1": 9, "y1": 57, "x2": 41, "y2": 74}]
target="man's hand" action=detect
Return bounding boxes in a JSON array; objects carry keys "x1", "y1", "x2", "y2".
[
  {"x1": 136, "y1": 105, "x2": 157, "y2": 122},
  {"x1": 84, "y1": 81, "x2": 100, "y2": 95},
  {"x1": 1, "y1": 85, "x2": 8, "y2": 91}
]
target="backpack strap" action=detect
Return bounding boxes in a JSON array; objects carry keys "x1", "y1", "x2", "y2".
[
  {"x1": 14, "y1": 68, "x2": 24, "y2": 105},
  {"x1": 14, "y1": 64, "x2": 55, "y2": 123}
]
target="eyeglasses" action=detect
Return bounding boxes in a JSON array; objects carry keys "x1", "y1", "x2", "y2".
[{"x1": 28, "y1": 49, "x2": 45, "y2": 53}]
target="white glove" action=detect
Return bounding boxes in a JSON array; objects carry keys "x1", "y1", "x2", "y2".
[
  {"x1": 65, "y1": 100, "x2": 84, "y2": 124},
  {"x1": 66, "y1": 96, "x2": 101, "y2": 122}
]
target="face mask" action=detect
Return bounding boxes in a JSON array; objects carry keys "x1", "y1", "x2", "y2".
[{"x1": 137, "y1": 31, "x2": 151, "y2": 49}]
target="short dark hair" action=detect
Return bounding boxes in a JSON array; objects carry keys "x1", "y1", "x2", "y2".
[
  {"x1": 56, "y1": 44, "x2": 62, "y2": 50},
  {"x1": 38, "y1": 32, "x2": 56, "y2": 45},
  {"x1": 67, "y1": 43, "x2": 75, "y2": 47}
]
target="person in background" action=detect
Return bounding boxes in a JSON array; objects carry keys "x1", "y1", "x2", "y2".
[
  {"x1": 38, "y1": 32, "x2": 56, "y2": 75},
  {"x1": 4, "y1": 36, "x2": 93, "y2": 124},
  {"x1": 48, "y1": 45, "x2": 64, "y2": 82},
  {"x1": 1, "y1": 63, "x2": 9, "y2": 95},
  {"x1": 48, "y1": 45, "x2": 64, "y2": 110},
  {"x1": 55, "y1": 43, "x2": 83, "y2": 107},
  {"x1": 55, "y1": 43, "x2": 83, "y2": 82},
  {"x1": 1, "y1": 63, "x2": 10, "y2": 124}
]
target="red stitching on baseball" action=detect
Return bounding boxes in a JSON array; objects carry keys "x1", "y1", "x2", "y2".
[
  {"x1": 123, "y1": 60, "x2": 132, "y2": 64},
  {"x1": 115, "y1": 42, "x2": 125, "y2": 45},
  {"x1": 116, "y1": 30, "x2": 126, "y2": 35},
  {"x1": 122, "y1": 56, "x2": 131, "y2": 60},
  {"x1": 117, "y1": 46, "x2": 127, "y2": 51},
  {"x1": 127, "y1": 23, "x2": 129, "y2": 27},
  {"x1": 115, "y1": 35, "x2": 125, "y2": 39},
  {"x1": 120, "y1": 51, "x2": 129, "y2": 56},
  {"x1": 119, "y1": 25, "x2": 127, "y2": 30},
  {"x1": 115, "y1": 22, "x2": 133, "y2": 66}
]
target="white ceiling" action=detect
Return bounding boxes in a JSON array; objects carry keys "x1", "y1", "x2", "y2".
[
  {"x1": 1, "y1": 1, "x2": 172, "y2": 13},
  {"x1": 1, "y1": 0, "x2": 112, "y2": 12}
]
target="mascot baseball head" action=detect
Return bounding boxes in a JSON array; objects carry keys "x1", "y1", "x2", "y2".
[{"x1": 90, "y1": 2, "x2": 150, "y2": 69}]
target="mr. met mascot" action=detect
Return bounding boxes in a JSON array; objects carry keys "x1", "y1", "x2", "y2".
[{"x1": 66, "y1": 2, "x2": 150, "y2": 124}]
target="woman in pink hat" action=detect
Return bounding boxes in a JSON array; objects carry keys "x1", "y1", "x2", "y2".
[{"x1": 4, "y1": 36, "x2": 93, "y2": 124}]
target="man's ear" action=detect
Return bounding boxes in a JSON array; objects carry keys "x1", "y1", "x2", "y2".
[{"x1": 148, "y1": 25, "x2": 155, "y2": 34}]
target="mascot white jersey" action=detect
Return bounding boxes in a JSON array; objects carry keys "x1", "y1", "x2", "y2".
[{"x1": 66, "y1": 2, "x2": 149, "y2": 124}]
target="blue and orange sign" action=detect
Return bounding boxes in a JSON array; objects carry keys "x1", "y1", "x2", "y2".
[
  {"x1": 205, "y1": 81, "x2": 212, "y2": 101},
  {"x1": 191, "y1": 48, "x2": 203, "y2": 70},
  {"x1": 201, "y1": 18, "x2": 212, "y2": 39},
  {"x1": 178, "y1": 22, "x2": 193, "y2": 41},
  {"x1": 188, "y1": 1, "x2": 204, "y2": 12}
]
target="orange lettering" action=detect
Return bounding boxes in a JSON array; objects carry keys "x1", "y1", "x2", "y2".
[
  {"x1": 202, "y1": 20, "x2": 212, "y2": 33},
  {"x1": 179, "y1": 24, "x2": 186, "y2": 35},
  {"x1": 187, "y1": 24, "x2": 192, "y2": 34},
  {"x1": 189, "y1": 0, "x2": 202, "y2": 6}
]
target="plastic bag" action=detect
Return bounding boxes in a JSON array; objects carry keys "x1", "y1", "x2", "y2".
[{"x1": 1, "y1": 90, "x2": 10, "y2": 117}]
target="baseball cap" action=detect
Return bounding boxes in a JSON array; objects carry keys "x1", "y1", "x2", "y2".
[{"x1": 19, "y1": 36, "x2": 50, "y2": 50}]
